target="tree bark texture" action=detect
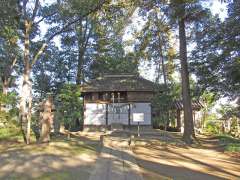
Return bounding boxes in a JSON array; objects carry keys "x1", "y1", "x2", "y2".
[
  {"x1": 176, "y1": 110, "x2": 181, "y2": 131},
  {"x1": 76, "y1": 18, "x2": 91, "y2": 85},
  {"x1": 178, "y1": 11, "x2": 195, "y2": 144},
  {"x1": 20, "y1": 20, "x2": 32, "y2": 144},
  {"x1": 2, "y1": 78, "x2": 9, "y2": 95}
]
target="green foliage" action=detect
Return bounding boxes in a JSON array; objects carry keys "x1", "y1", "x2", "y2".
[
  {"x1": 0, "y1": 92, "x2": 18, "y2": 125},
  {"x1": 203, "y1": 113, "x2": 221, "y2": 134},
  {"x1": 201, "y1": 91, "x2": 216, "y2": 108},
  {"x1": 191, "y1": 1, "x2": 240, "y2": 98},
  {"x1": 89, "y1": 3, "x2": 139, "y2": 78},
  {"x1": 32, "y1": 44, "x2": 74, "y2": 98},
  {"x1": 90, "y1": 53, "x2": 138, "y2": 77},
  {"x1": 152, "y1": 81, "x2": 182, "y2": 129},
  {"x1": 0, "y1": 0, "x2": 19, "y2": 28},
  {"x1": 57, "y1": 84, "x2": 82, "y2": 129},
  {"x1": 205, "y1": 120, "x2": 221, "y2": 134},
  {"x1": 217, "y1": 134, "x2": 240, "y2": 152},
  {"x1": 135, "y1": 5, "x2": 177, "y2": 83},
  {"x1": 217, "y1": 104, "x2": 238, "y2": 119},
  {"x1": 152, "y1": 85, "x2": 175, "y2": 127},
  {"x1": 200, "y1": 91, "x2": 217, "y2": 128},
  {"x1": 0, "y1": 26, "x2": 20, "y2": 89},
  {"x1": 217, "y1": 104, "x2": 239, "y2": 136},
  {"x1": 0, "y1": 123, "x2": 21, "y2": 141},
  {"x1": 225, "y1": 144, "x2": 240, "y2": 152}
]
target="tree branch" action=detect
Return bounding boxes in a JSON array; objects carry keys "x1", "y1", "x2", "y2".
[
  {"x1": 31, "y1": 0, "x2": 40, "y2": 22},
  {"x1": 11, "y1": 57, "x2": 17, "y2": 69},
  {"x1": 47, "y1": 0, "x2": 107, "y2": 42},
  {"x1": 84, "y1": 22, "x2": 93, "y2": 49},
  {"x1": 22, "y1": 0, "x2": 29, "y2": 19},
  {"x1": 30, "y1": 0, "x2": 108, "y2": 67},
  {"x1": 33, "y1": 11, "x2": 58, "y2": 26},
  {"x1": 83, "y1": 17, "x2": 89, "y2": 42},
  {"x1": 30, "y1": 43, "x2": 47, "y2": 68}
]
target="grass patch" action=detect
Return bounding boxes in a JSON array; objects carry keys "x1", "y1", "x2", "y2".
[
  {"x1": 36, "y1": 169, "x2": 90, "y2": 180},
  {"x1": 36, "y1": 171, "x2": 73, "y2": 180},
  {"x1": 0, "y1": 132, "x2": 100, "y2": 180},
  {"x1": 3, "y1": 168, "x2": 91, "y2": 180},
  {"x1": 10, "y1": 135, "x2": 100, "y2": 156},
  {"x1": 216, "y1": 134, "x2": 240, "y2": 152},
  {"x1": 0, "y1": 125, "x2": 22, "y2": 141},
  {"x1": 0, "y1": 125, "x2": 36, "y2": 143},
  {"x1": 225, "y1": 143, "x2": 240, "y2": 152}
]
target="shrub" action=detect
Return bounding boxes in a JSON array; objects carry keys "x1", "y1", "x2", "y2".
[
  {"x1": 0, "y1": 123, "x2": 22, "y2": 141},
  {"x1": 225, "y1": 143, "x2": 240, "y2": 152},
  {"x1": 205, "y1": 120, "x2": 221, "y2": 134},
  {"x1": 56, "y1": 84, "x2": 83, "y2": 131},
  {"x1": 217, "y1": 134, "x2": 240, "y2": 152}
]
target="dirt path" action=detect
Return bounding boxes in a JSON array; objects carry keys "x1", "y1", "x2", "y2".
[
  {"x1": 1, "y1": 130, "x2": 239, "y2": 180},
  {"x1": 89, "y1": 132, "x2": 144, "y2": 180},
  {"x1": 132, "y1": 133, "x2": 240, "y2": 180}
]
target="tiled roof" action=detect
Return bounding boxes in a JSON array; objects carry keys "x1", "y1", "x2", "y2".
[
  {"x1": 172, "y1": 100, "x2": 204, "y2": 111},
  {"x1": 81, "y1": 74, "x2": 156, "y2": 92}
]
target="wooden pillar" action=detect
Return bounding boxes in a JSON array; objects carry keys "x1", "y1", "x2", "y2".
[
  {"x1": 176, "y1": 109, "x2": 181, "y2": 131},
  {"x1": 128, "y1": 104, "x2": 131, "y2": 127},
  {"x1": 106, "y1": 104, "x2": 108, "y2": 126},
  {"x1": 193, "y1": 111, "x2": 196, "y2": 127},
  {"x1": 237, "y1": 118, "x2": 239, "y2": 135}
]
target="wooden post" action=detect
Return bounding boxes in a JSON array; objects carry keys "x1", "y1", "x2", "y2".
[
  {"x1": 193, "y1": 111, "x2": 196, "y2": 127},
  {"x1": 176, "y1": 110, "x2": 181, "y2": 131},
  {"x1": 138, "y1": 122, "x2": 140, "y2": 137},
  {"x1": 82, "y1": 97, "x2": 85, "y2": 131},
  {"x1": 106, "y1": 104, "x2": 108, "y2": 126},
  {"x1": 236, "y1": 118, "x2": 239, "y2": 137},
  {"x1": 128, "y1": 104, "x2": 131, "y2": 127}
]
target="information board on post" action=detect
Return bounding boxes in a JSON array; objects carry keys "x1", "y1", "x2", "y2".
[
  {"x1": 133, "y1": 113, "x2": 144, "y2": 137},
  {"x1": 133, "y1": 113, "x2": 144, "y2": 122}
]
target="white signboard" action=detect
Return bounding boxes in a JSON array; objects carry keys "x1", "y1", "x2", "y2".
[{"x1": 133, "y1": 113, "x2": 144, "y2": 122}]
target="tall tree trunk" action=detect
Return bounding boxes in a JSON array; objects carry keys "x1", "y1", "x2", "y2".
[
  {"x1": 176, "y1": 109, "x2": 181, "y2": 131},
  {"x1": 178, "y1": 13, "x2": 195, "y2": 144},
  {"x1": 159, "y1": 42, "x2": 167, "y2": 86},
  {"x1": 158, "y1": 35, "x2": 169, "y2": 130},
  {"x1": 20, "y1": 20, "x2": 32, "y2": 144},
  {"x1": 75, "y1": 17, "x2": 92, "y2": 85},
  {"x1": 20, "y1": 70, "x2": 32, "y2": 144},
  {"x1": 2, "y1": 78, "x2": 9, "y2": 95},
  {"x1": 76, "y1": 47, "x2": 84, "y2": 85},
  {"x1": 1, "y1": 57, "x2": 17, "y2": 96},
  {"x1": 76, "y1": 20, "x2": 84, "y2": 85},
  {"x1": 1, "y1": 78, "x2": 9, "y2": 111}
]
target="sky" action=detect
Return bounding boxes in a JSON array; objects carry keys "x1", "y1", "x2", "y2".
[
  {"x1": 123, "y1": 1, "x2": 228, "y2": 82},
  {"x1": 208, "y1": 0, "x2": 228, "y2": 19}
]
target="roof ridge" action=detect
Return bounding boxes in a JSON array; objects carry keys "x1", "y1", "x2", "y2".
[
  {"x1": 82, "y1": 74, "x2": 156, "y2": 92},
  {"x1": 102, "y1": 74, "x2": 137, "y2": 78}
]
